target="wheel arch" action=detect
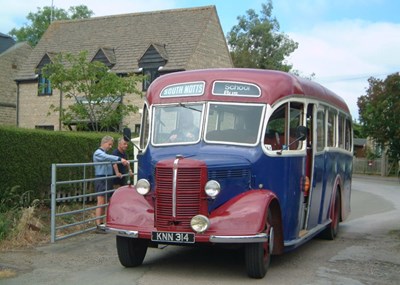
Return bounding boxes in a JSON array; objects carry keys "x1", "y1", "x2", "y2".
[
  {"x1": 268, "y1": 198, "x2": 284, "y2": 255},
  {"x1": 332, "y1": 174, "x2": 343, "y2": 222}
]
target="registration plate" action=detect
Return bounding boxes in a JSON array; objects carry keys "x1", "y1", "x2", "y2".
[{"x1": 151, "y1": 231, "x2": 195, "y2": 244}]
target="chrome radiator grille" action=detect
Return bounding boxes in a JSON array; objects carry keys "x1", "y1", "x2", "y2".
[{"x1": 155, "y1": 166, "x2": 204, "y2": 229}]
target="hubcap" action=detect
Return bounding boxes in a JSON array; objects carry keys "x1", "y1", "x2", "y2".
[{"x1": 268, "y1": 226, "x2": 274, "y2": 254}]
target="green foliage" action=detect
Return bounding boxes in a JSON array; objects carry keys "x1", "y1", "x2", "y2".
[
  {"x1": 352, "y1": 121, "x2": 365, "y2": 138},
  {"x1": 0, "y1": 186, "x2": 31, "y2": 213},
  {"x1": 42, "y1": 51, "x2": 143, "y2": 132},
  {"x1": 0, "y1": 212, "x2": 13, "y2": 240},
  {"x1": 357, "y1": 73, "x2": 400, "y2": 161},
  {"x1": 227, "y1": 0, "x2": 298, "y2": 71},
  {"x1": 0, "y1": 125, "x2": 134, "y2": 207},
  {"x1": 0, "y1": 186, "x2": 29, "y2": 241},
  {"x1": 8, "y1": 5, "x2": 93, "y2": 47}
]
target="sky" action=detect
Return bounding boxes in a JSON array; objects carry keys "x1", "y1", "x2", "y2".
[{"x1": 1, "y1": 0, "x2": 400, "y2": 121}]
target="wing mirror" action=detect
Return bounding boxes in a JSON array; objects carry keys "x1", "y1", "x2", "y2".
[{"x1": 296, "y1": 126, "x2": 308, "y2": 141}]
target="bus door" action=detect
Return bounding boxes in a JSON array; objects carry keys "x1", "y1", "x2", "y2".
[{"x1": 305, "y1": 105, "x2": 326, "y2": 229}]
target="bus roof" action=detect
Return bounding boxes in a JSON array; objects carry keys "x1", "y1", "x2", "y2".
[{"x1": 146, "y1": 68, "x2": 350, "y2": 113}]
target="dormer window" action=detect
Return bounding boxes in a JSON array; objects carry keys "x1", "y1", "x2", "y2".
[
  {"x1": 91, "y1": 47, "x2": 116, "y2": 68},
  {"x1": 36, "y1": 52, "x2": 56, "y2": 96},
  {"x1": 139, "y1": 43, "x2": 168, "y2": 91}
]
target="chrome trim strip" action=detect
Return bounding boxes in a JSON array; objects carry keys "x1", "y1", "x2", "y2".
[
  {"x1": 209, "y1": 233, "x2": 268, "y2": 243},
  {"x1": 97, "y1": 224, "x2": 138, "y2": 238},
  {"x1": 172, "y1": 157, "x2": 180, "y2": 218}
]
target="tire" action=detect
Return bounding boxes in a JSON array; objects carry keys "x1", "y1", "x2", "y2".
[
  {"x1": 320, "y1": 189, "x2": 340, "y2": 240},
  {"x1": 116, "y1": 236, "x2": 148, "y2": 267},
  {"x1": 245, "y1": 209, "x2": 273, "y2": 279}
]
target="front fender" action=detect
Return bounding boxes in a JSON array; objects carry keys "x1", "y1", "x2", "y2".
[
  {"x1": 106, "y1": 186, "x2": 154, "y2": 230},
  {"x1": 208, "y1": 189, "x2": 278, "y2": 235}
]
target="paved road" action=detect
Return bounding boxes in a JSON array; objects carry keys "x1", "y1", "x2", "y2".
[{"x1": 1, "y1": 175, "x2": 399, "y2": 284}]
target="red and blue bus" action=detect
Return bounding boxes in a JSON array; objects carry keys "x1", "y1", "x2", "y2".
[{"x1": 101, "y1": 68, "x2": 353, "y2": 278}]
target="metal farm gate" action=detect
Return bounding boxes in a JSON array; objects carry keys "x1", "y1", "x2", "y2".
[{"x1": 50, "y1": 160, "x2": 137, "y2": 243}]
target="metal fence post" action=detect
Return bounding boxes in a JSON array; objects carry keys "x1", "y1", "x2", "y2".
[{"x1": 50, "y1": 163, "x2": 57, "y2": 243}]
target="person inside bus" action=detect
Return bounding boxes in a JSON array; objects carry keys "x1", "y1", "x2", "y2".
[{"x1": 168, "y1": 109, "x2": 199, "y2": 142}]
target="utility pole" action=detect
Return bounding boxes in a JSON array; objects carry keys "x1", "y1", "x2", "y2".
[{"x1": 50, "y1": 0, "x2": 54, "y2": 23}]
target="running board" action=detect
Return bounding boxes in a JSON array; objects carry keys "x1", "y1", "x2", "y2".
[{"x1": 284, "y1": 221, "x2": 330, "y2": 247}]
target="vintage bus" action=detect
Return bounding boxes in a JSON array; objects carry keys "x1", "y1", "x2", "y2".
[{"x1": 101, "y1": 68, "x2": 353, "y2": 278}]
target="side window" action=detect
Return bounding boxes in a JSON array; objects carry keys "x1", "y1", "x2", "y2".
[
  {"x1": 140, "y1": 105, "x2": 150, "y2": 149},
  {"x1": 265, "y1": 104, "x2": 287, "y2": 150},
  {"x1": 327, "y1": 110, "x2": 336, "y2": 147},
  {"x1": 316, "y1": 109, "x2": 326, "y2": 151},
  {"x1": 265, "y1": 102, "x2": 304, "y2": 151},
  {"x1": 338, "y1": 114, "x2": 345, "y2": 149},
  {"x1": 288, "y1": 102, "x2": 304, "y2": 150},
  {"x1": 345, "y1": 118, "x2": 352, "y2": 151}
]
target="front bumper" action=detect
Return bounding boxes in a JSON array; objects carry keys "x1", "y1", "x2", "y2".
[{"x1": 97, "y1": 224, "x2": 268, "y2": 243}]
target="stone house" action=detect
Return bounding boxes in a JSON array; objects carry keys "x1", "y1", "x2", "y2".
[
  {"x1": 353, "y1": 138, "x2": 367, "y2": 158},
  {"x1": 0, "y1": 39, "x2": 32, "y2": 126},
  {"x1": 15, "y1": 6, "x2": 233, "y2": 131}
]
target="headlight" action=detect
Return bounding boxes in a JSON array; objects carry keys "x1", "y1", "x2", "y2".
[
  {"x1": 135, "y1": 179, "x2": 150, "y2": 195},
  {"x1": 205, "y1": 180, "x2": 220, "y2": 198},
  {"x1": 190, "y1": 215, "x2": 210, "y2": 233}
]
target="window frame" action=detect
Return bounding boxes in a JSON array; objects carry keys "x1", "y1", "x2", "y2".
[
  {"x1": 142, "y1": 68, "x2": 159, "y2": 91},
  {"x1": 264, "y1": 101, "x2": 305, "y2": 152},
  {"x1": 38, "y1": 73, "x2": 52, "y2": 96}
]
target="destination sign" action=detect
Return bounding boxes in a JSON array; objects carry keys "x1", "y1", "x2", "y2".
[
  {"x1": 212, "y1": 81, "x2": 261, "y2": 97},
  {"x1": 160, "y1": 81, "x2": 205, "y2": 97}
]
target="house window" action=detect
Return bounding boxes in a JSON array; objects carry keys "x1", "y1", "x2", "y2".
[
  {"x1": 35, "y1": 125, "x2": 54, "y2": 131},
  {"x1": 134, "y1": 124, "x2": 141, "y2": 134},
  {"x1": 38, "y1": 73, "x2": 52, "y2": 96},
  {"x1": 142, "y1": 68, "x2": 159, "y2": 91}
]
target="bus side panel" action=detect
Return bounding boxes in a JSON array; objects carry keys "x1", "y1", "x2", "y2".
[
  {"x1": 341, "y1": 156, "x2": 353, "y2": 221},
  {"x1": 319, "y1": 151, "x2": 336, "y2": 224},
  {"x1": 308, "y1": 152, "x2": 325, "y2": 229},
  {"x1": 320, "y1": 150, "x2": 353, "y2": 223},
  {"x1": 254, "y1": 155, "x2": 305, "y2": 242}
]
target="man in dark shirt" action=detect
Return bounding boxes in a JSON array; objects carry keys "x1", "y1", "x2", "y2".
[{"x1": 112, "y1": 137, "x2": 133, "y2": 187}]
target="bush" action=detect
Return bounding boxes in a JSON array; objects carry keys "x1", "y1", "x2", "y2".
[
  {"x1": 0, "y1": 126, "x2": 134, "y2": 208},
  {"x1": 0, "y1": 212, "x2": 13, "y2": 240}
]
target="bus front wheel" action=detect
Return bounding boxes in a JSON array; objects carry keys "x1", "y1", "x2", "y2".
[
  {"x1": 245, "y1": 209, "x2": 273, "y2": 278},
  {"x1": 116, "y1": 236, "x2": 148, "y2": 267}
]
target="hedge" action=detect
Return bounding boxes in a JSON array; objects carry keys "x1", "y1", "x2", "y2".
[{"x1": 0, "y1": 125, "x2": 134, "y2": 206}]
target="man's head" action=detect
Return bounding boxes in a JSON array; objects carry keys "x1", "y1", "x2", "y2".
[
  {"x1": 100, "y1": 136, "x2": 114, "y2": 151},
  {"x1": 117, "y1": 137, "x2": 129, "y2": 152}
]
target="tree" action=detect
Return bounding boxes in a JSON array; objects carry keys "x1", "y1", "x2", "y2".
[
  {"x1": 227, "y1": 0, "x2": 298, "y2": 71},
  {"x1": 9, "y1": 5, "x2": 93, "y2": 47},
  {"x1": 352, "y1": 121, "x2": 365, "y2": 138},
  {"x1": 357, "y1": 72, "x2": 400, "y2": 162},
  {"x1": 42, "y1": 51, "x2": 143, "y2": 132}
]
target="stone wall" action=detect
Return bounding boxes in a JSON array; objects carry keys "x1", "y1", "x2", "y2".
[
  {"x1": 18, "y1": 82, "x2": 63, "y2": 129},
  {"x1": 0, "y1": 42, "x2": 32, "y2": 126}
]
